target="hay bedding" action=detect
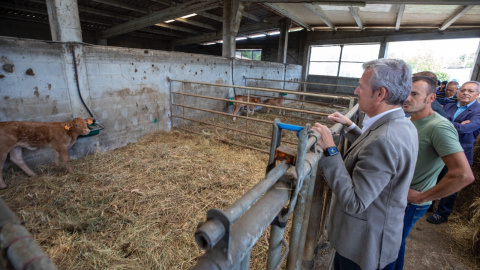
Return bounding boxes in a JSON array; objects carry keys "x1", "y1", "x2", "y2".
[{"x1": 1, "y1": 102, "x2": 344, "y2": 269}]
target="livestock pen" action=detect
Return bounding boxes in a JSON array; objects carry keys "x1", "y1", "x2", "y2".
[{"x1": 0, "y1": 77, "x2": 360, "y2": 269}]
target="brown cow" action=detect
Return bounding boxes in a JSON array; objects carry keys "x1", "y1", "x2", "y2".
[
  {"x1": 232, "y1": 95, "x2": 262, "y2": 121},
  {"x1": 263, "y1": 97, "x2": 285, "y2": 115},
  {"x1": 0, "y1": 117, "x2": 93, "y2": 189}
]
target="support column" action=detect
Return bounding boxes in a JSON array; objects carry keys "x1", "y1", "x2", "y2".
[
  {"x1": 46, "y1": 0, "x2": 82, "y2": 42},
  {"x1": 378, "y1": 39, "x2": 388, "y2": 59},
  {"x1": 470, "y1": 40, "x2": 480, "y2": 81},
  {"x1": 222, "y1": 0, "x2": 244, "y2": 58},
  {"x1": 278, "y1": 19, "x2": 291, "y2": 63}
]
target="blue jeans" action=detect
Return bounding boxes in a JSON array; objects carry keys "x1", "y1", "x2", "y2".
[
  {"x1": 391, "y1": 203, "x2": 430, "y2": 270},
  {"x1": 333, "y1": 252, "x2": 396, "y2": 270}
]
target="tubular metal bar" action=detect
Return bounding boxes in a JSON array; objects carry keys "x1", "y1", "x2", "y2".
[
  {"x1": 274, "y1": 238, "x2": 289, "y2": 270},
  {"x1": 170, "y1": 79, "x2": 353, "y2": 100},
  {"x1": 171, "y1": 103, "x2": 272, "y2": 124},
  {"x1": 172, "y1": 115, "x2": 298, "y2": 146},
  {"x1": 302, "y1": 169, "x2": 328, "y2": 270},
  {"x1": 192, "y1": 182, "x2": 291, "y2": 270},
  {"x1": 175, "y1": 127, "x2": 269, "y2": 154},
  {"x1": 267, "y1": 222, "x2": 287, "y2": 270},
  {"x1": 171, "y1": 93, "x2": 330, "y2": 117},
  {"x1": 330, "y1": 104, "x2": 359, "y2": 135},
  {"x1": 195, "y1": 162, "x2": 290, "y2": 250},
  {"x1": 244, "y1": 77, "x2": 358, "y2": 89},
  {"x1": 239, "y1": 250, "x2": 250, "y2": 270},
  {"x1": 0, "y1": 198, "x2": 57, "y2": 270}
]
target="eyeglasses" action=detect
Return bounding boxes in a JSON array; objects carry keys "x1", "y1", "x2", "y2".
[{"x1": 459, "y1": 89, "x2": 478, "y2": 94}]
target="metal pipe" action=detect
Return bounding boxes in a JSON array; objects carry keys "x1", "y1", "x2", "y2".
[
  {"x1": 195, "y1": 163, "x2": 290, "y2": 250},
  {"x1": 171, "y1": 94, "x2": 330, "y2": 116},
  {"x1": 171, "y1": 103, "x2": 272, "y2": 124},
  {"x1": 244, "y1": 77, "x2": 358, "y2": 89},
  {"x1": 302, "y1": 168, "x2": 327, "y2": 270},
  {"x1": 0, "y1": 198, "x2": 57, "y2": 270},
  {"x1": 267, "y1": 223, "x2": 286, "y2": 270},
  {"x1": 192, "y1": 182, "x2": 291, "y2": 270},
  {"x1": 294, "y1": 166, "x2": 318, "y2": 270},
  {"x1": 239, "y1": 250, "x2": 250, "y2": 270},
  {"x1": 170, "y1": 79, "x2": 354, "y2": 100}
]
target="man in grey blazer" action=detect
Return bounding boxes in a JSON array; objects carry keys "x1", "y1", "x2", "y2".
[{"x1": 312, "y1": 59, "x2": 418, "y2": 270}]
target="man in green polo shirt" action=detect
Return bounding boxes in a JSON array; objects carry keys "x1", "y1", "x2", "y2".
[{"x1": 390, "y1": 76, "x2": 474, "y2": 270}]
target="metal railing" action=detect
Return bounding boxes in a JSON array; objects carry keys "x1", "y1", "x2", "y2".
[
  {"x1": 0, "y1": 198, "x2": 57, "y2": 270},
  {"x1": 168, "y1": 79, "x2": 356, "y2": 153},
  {"x1": 191, "y1": 104, "x2": 360, "y2": 270}
]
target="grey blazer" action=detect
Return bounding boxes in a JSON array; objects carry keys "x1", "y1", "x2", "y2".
[{"x1": 320, "y1": 109, "x2": 418, "y2": 270}]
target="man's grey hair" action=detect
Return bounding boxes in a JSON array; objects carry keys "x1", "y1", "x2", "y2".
[
  {"x1": 446, "y1": 81, "x2": 459, "y2": 89},
  {"x1": 461, "y1": 81, "x2": 480, "y2": 92},
  {"x1": 363, "y1": 59, "x2": 412, "y2": 105}
]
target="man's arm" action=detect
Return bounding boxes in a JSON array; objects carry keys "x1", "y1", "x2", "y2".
[
  {"x1": 452, "y1": 110, "x2": 480, "y2": 134},
  {"x1": 407, "y1": 152, "x2": 474, "y2": 204}
]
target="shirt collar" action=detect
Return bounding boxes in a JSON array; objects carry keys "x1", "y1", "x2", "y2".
[
  {"x1": 362, "y1": 107, "x2": 403, "y2": 132},
  {"x1": 456, "y1": 100, "x2": 476, "y2": 109}
]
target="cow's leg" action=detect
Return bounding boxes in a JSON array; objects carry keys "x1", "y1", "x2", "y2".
[
  {"x1": 233, "y1": 103, "x2": 242, "y2": 121},
  {"x1": 55, "y1": 147, "x2": 73, "y2": 174},
  {"x1": 0, "y1": 151, "x2": 9, "y2": 189},
  {"x1": 9, "y1": 147, "x2": 37, "y2": 177},
  {"x1": 266, "y1": 107, "x2": 270, "y2": 114},
  {"x1": 250, "y1": 105, "x2": 255, "y2": 115},
  {"x1": 54, "y1": 150, "x2": 60, "y2": 166}
]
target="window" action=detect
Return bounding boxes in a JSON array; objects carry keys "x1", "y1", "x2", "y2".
[
  {"x1": 236, "y1": 49, "x2": 262, "y2": 61},
  {"x1": 309, "y1": 43, "x2": 381, "y2": 78}
]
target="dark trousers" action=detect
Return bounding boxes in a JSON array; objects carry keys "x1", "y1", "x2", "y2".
[{"x1": 333, "y1": 252, "x2": 396, "y2": 270}]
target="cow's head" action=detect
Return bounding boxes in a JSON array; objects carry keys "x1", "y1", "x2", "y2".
[{"x1": 66, "y1": 118, "x2": 93, "y2": 135}]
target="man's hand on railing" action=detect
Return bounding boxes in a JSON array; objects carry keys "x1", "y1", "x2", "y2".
[
  {"x1": 328, "y1": 112, "x2": 353, "y2": 127},
  {"x1": 312, "y1": 123, "x2": 336, "y2": 151}
]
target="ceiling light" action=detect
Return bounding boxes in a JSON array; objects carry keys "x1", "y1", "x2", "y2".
[
  {"x1": 268, "y1": 31, "x2": 280, "y2": 35},
  {"x1": 181, "y1": 13, "x2": 197, "y2": 19},
  {"x1": 289, "y1": 27, "x2": 303, "y2": 32},
  {"x1": 249, "y1": 34, "x2": 266, "y2": 38},
  {"x1": 165, "y1": 19, "x2": 175, "y2": 23},
  {"x1": 203, "y1": 42, "x2": 216, "y2": 45},
  {"x1": 236, "y1": 37, "x2": 247, "y2": 41},
  {"x1": 216, "y1": 40, "x2": 223, "y2": 43}
]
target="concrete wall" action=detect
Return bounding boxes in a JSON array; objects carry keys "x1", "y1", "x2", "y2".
[{"x1": 0, "y1": 36, "x2": 302, "y2": 169}]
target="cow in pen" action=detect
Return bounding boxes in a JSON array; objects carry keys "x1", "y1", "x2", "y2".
[
  {"x1": 232, "y1": 95, "x2": 262, "y2": 121},
  {"x1": 263, "y1": 96, "x2": 286, "y2": 115},
  {"x1": 0, "y1": 117, "x2": 93, "y2": 189}
]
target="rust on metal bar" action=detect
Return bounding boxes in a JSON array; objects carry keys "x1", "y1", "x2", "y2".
[
  {"x1": 170, "y1": 80, "x2": 353, "y2": 100},
  {"x1": 171, "y1": 93, "x2": 330, "y2": 117}
]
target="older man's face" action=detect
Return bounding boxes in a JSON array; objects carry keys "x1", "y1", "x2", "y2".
[
  {"x1": 458, "y1": 82, "x2": 479, "y2": 106},
  {"x1": 445, "y1": 83, "x2": 458, "y2": 98}
]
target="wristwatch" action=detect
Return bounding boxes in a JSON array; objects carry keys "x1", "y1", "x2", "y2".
[{"x1": 324, "y1": 146, "x2": 339, "y2": 157}]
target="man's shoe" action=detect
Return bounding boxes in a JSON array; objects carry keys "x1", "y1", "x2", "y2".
[{"x1": 426, "y1": 214, "x2": 448, "y2": 225}]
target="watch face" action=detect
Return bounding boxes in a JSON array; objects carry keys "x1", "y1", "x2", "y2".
[{"x1": 328, "y1": 147, "x2": 337, "y2": 155}]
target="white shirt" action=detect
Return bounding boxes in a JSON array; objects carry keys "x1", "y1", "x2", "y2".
[{"x1": 346, "y1": 107, "x2": 403, "y2": 133}]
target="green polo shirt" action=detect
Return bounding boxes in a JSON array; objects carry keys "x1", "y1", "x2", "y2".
[{"x1": 410, "y1": 113, "x2": 464, "y2": 205}]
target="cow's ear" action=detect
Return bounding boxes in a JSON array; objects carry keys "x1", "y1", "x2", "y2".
[
  {"x1": 85, "y1": 117, "x2": 94, "y2": 125},
  {"x1": 64, "y1": 124, "x2": 71, "y2": 130}
]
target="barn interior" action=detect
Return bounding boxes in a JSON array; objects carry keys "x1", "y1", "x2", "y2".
[{"x1": 1, "y1": 0, "x2": 480, "y2": 269}]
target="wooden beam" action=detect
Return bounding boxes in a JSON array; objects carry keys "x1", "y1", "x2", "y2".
[
  {"x1": 264, "y1": 3, "x2": 312, "y2": 31},
  {"x1": 242, "y1": 11, "x2": 261, "y2": 22},
  {"x1": 198, "y1": 11, "x2": 223, "y2": 22},
  {"x1": 395, "y1": 4, "x2": 405, "y2": 31},
  {"x1": 303, "y1": 4, "x2": 336, "y2": 31},
  {"x1": 100, "y1": 0, "x2": 220, "y2": 39},
  {"x1": 439, "y1": 5, "x2": 475, "y2": 31},
  {"x1": 175, "y1": 17, "x2": 217, "y2": 31},
  {"x1": 88, "y1": 0, "x2": 148, "y2": 13},
  {"x1": 154, "y1": 22, "x2": 201, "y2": 34},
  {"x1": 348, "y1": 7, "x2": 364, "y2": 31},
  {"x1": 243, "y1": 0, "x2": 480, "y2": 4},
  {"x1": 173, "y1": 21, "x2": 280, "y2": 46}
]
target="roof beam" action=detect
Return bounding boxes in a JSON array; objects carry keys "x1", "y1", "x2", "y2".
[
  {"x1": 173, "y1": 21, "x2": 280, "y2": 46},
  {"x1": 303, "y1": 3, "x2": 336, "y2": 31},
  {"x1": 198, "y1": 11, "x2": 223, "y2": 22},
  {"x1": 263, "y1": 3, "x2": 312, "y2": 30},
  {"x1": 154, "y1": 22, "x2": 201, "y2": 34},
  {"x1": 175, "y1": 17, "x2": 217, "y2": 31},
  {"x1": 439, "y1": 5, "x2": 475, "y2": 31},
  {"x1": 88, "y1": 0, "x2": 148, "y2": 13},
  {"x1": 395, "y1": 4, "x2": 405, "y2": 31},
  {"x1": 349, "y1": 7, "x2": 364, "y2": 30},
  {"x1": 246, "y1": 0, "x2": 479, "y2": 4},
  {"x1": 242, "y1": 11, "x2": 261, "y2": 22},
  {"x1": 101, "y1": 0, "x2": 220, "y2": 39}
]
